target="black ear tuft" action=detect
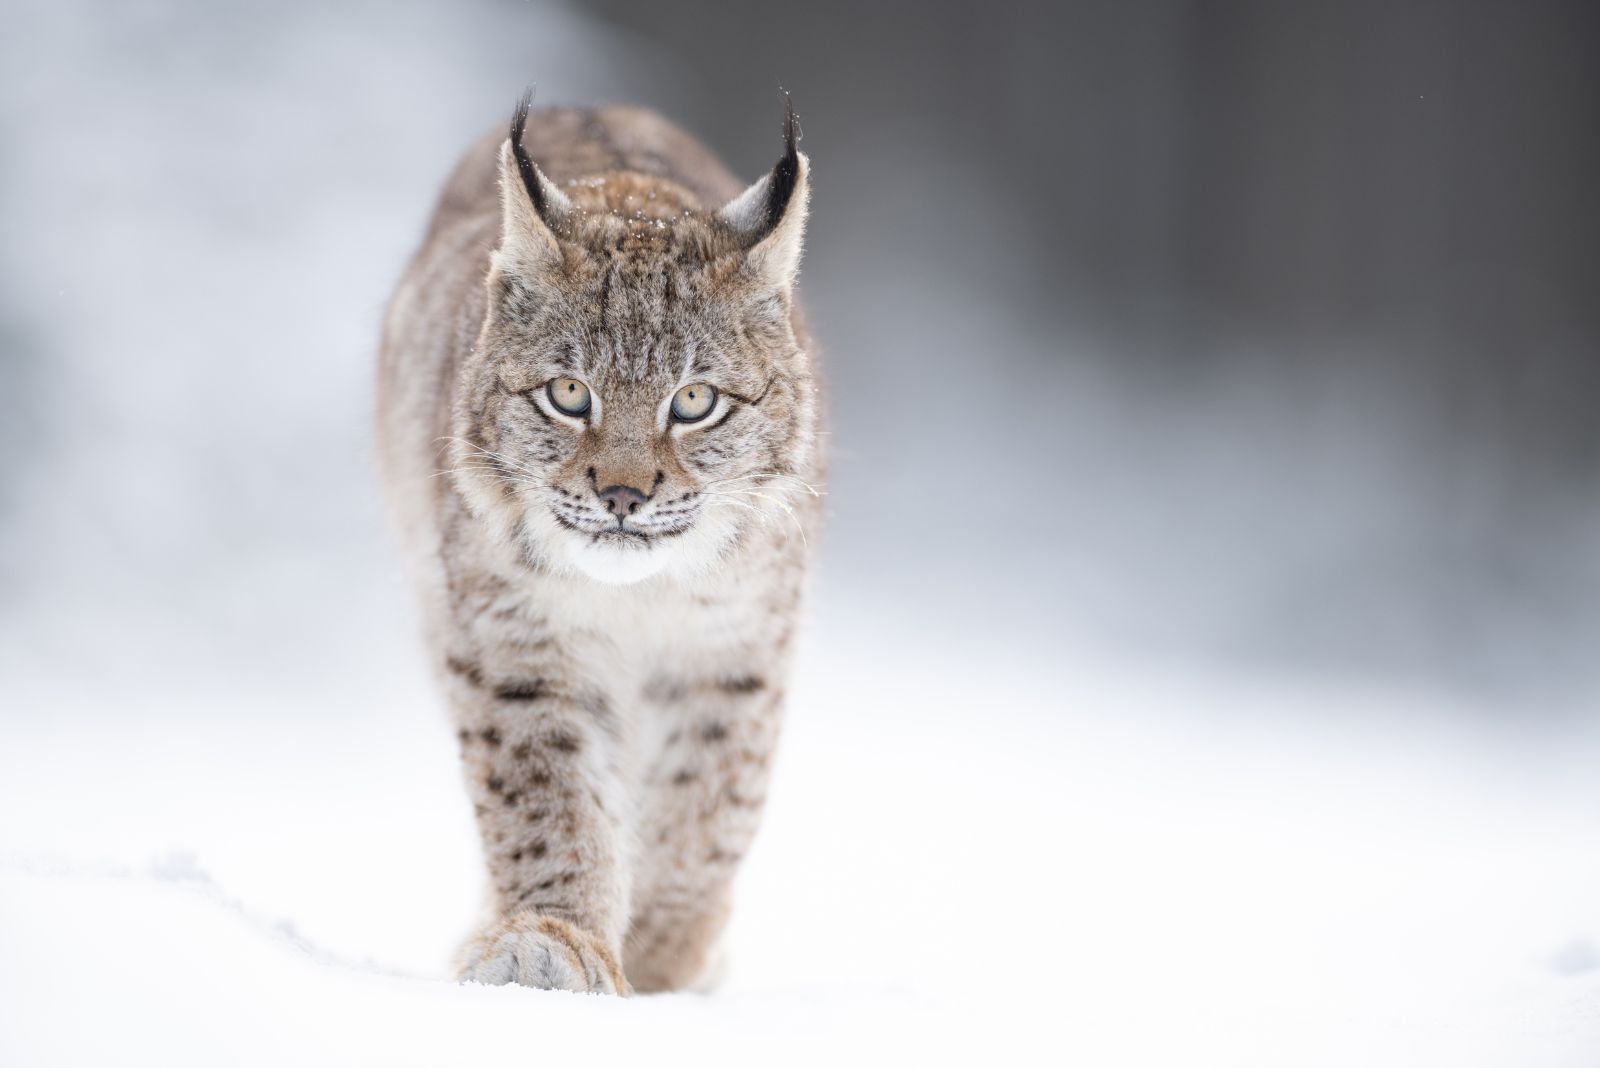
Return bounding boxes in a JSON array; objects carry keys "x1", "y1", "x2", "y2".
[
  {"x1": 509, "y1": 88, "x2": 550, "y2": 221},
  {"x1": 761, "y1": 92, "x2": 801, "y2": 235}
]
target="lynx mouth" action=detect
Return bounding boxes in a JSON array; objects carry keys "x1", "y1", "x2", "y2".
[
  {"x1": 542, "y1": 503, "x2": 708, "y2": 585},
  {"x1": 591, "y1": 527, "x2": 652, "y2": 546},
  {"x1": 549, "y1": 511, "x2": 645, "y2": 541},
  {"x1": 563, "y1": 528, "x2": 676, "y2": 585}
]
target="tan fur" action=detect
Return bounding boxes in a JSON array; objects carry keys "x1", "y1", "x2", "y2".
[{"x1": 377, "y1": 104, "x2": 822, "y2": 994}]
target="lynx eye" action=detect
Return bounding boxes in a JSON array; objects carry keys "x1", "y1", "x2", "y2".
[
  {"x1": 670, "y1": 383, "x2": 717, "y2": 423},
  {"x1": 546, "y1": 377, "x2": 591, "y2": 416}
]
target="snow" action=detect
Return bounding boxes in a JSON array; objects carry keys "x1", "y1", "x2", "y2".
[{"x1": 2, "y1": 604, "x2": 1597, "y2": 1067}]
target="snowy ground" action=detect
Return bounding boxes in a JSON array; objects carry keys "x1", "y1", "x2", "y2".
[{"x1": 2, "y1": 601, "x2": 1597, "y2": 1067}]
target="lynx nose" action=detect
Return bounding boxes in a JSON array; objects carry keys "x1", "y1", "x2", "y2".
[{"x1": 596, "y1": 484, "x2": 649, "y2": 522}]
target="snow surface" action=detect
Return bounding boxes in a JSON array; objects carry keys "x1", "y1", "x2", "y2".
[{"x1": 2, "y1": 604, "x2": 1597, "y2": 1067}]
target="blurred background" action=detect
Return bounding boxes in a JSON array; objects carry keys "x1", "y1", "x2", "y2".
[{"x1": 4, "y1": 0, "x2": 1598, "y2": 713}]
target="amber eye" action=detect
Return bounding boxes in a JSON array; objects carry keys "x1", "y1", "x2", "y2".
[
  {"x1": 546, "y1": 377, "x2": 591, "y2": 416},
  {"x1": 670, "y1": 383, "x2": 717, "y2": 423}
]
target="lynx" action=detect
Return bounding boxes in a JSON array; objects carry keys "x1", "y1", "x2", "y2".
[{"x1": 376, "y1": 94, "x2": 822, "y2": 994}]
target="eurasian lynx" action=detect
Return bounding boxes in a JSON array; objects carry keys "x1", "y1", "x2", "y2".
[{"x1": 377, "y1": 95, "x2": 821, "y2": 994}]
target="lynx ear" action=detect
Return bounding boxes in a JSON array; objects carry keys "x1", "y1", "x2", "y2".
[
  {"x1": 495, "y1": 90, "x2": 572, "y2": 275},
  {"x1": 718, "y1": 95, "x2": 810, "y2": 289}
]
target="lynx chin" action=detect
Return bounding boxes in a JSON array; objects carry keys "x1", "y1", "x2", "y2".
[{"x1": 377, "y1": 93, "x2": 823, "y2": 994}]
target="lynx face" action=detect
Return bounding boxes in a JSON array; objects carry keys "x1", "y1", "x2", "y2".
[{"x1": 450, "y1": 99, "x2": 814, "y2": 585}]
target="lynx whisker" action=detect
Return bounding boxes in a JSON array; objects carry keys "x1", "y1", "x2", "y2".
[
  {"x1": 705, "y1": 489, "x2": 808, "y2": 548},
  {"x1": 437, "y1": 436, "x2": 544, "y2": 479},
  {"x1": 704, "y1": 471, "x2": 824, "y2": 497}
]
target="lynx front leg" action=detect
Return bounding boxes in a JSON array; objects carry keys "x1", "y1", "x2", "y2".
[
  {"x1": 625, "y1": 674, "x2": 784, "y2": 992},
  {"x1": 448, "y1": 655, "x2": 630, "y2": 995}
]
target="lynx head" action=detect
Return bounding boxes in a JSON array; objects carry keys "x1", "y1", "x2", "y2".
[{"x1": 451, "y1": 94, "x2": 816, "y2": 585}]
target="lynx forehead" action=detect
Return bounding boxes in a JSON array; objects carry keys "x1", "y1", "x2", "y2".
[{"x1": 377, "y1": 95, "x2": 824, "y2": 993}]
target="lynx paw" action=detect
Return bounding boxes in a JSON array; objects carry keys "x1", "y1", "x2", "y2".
[{"x1": 458, "y1": 913, "x2": 629, "y2": 995}]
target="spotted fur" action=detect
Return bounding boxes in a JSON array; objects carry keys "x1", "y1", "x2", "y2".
[{"x1": 377, "y1": 99, "x2": 822, "y2": 994}]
